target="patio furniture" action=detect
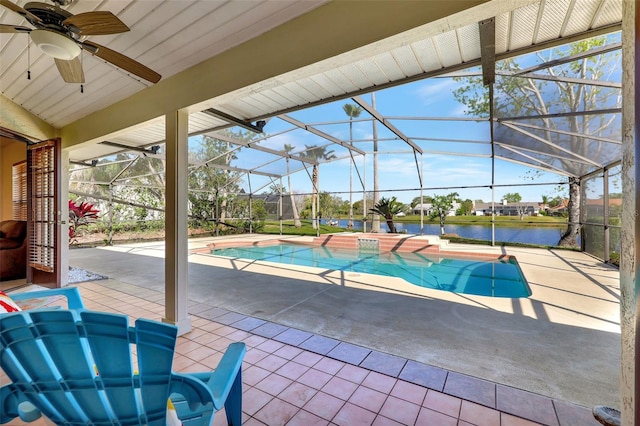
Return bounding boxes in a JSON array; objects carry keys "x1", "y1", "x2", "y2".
[
  {"x1": 0, "y1": 309, "x2": 246, "y2": 425},
  {"x1": 7, "y1": 286, "x2": 85, "y2": 311},
  {"x1": 0, "y1": 220, "x2": 27, "y2": 281}
]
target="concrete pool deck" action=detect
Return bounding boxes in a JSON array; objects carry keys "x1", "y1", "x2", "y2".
[{"x1": 68, "y1": 233, "x2": 621, "y2": 412}]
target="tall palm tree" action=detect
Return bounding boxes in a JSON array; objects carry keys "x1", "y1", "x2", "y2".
[
  {"x1": 283, "y1": 144, "x2": 302, "y2": 227},
  {"x1": 369, "y1": 196, "x2": 403, "y2": 233},
  {"x1": 342, "y1": 103, "x2": 362, "y2": 229},
  {"x1": 370, "y1": 92, "x2": 380, "y2": 232},
  {"x1": 302, "y1": 145, "x2": 337, "y2": 229}
]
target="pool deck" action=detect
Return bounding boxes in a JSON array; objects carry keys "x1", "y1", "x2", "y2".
[{"x1": 66, "y1": 233, "x2": 621, "y2": 424}]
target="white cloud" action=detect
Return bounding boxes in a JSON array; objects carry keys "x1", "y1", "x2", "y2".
[{"x1": 415, "y1": 79, "x2": 458, "y2": 106}]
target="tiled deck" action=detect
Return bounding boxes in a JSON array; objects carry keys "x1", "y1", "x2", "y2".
[{"x1": 5, "y1": 280, "x2": 602, "y2": 426}]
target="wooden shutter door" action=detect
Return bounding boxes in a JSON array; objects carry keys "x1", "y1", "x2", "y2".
[{"x1": 27, "y1": 139, "x2": 61, "y2": 286}]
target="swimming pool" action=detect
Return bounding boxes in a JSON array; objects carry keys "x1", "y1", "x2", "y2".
[{"x1": 210, "y1": 243, "x2": 531, "y2": 298}]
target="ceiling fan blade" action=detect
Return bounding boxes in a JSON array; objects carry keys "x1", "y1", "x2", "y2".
[
  {"x1": 55, "y1": 57, "x2": 85, "y2": 83},
  {"x1": 63, "y1": 11, "x2": 130, "y2": 36},
  {"x1": 82, "y1": 41, "x2": 161, "y2": 84},
  {"x1": 0, "y1": 23, "x2": 31, "y2": 33},
  {"x1": 0, "y1": 0, "x2": 41, "y2": 23}
]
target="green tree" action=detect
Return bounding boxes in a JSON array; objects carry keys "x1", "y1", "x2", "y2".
[
  {"x1": 369, "y1": 197, "x2": 404, "y2": 233},
  {"x1": 411, "y1": 196, "x2": 433, "y2": 208},
  {"x1": 502, "y1": 193, "x2": 522, "y2": 203},
  {"x1": 188, "y1": 130, "x2": 248, "y2": 231},
  {"x1": 343, "y1": 103, "x2": 363, "y2": 229},
  {"x1": 430, "y1": 192, "x2": 459, "y2": 235},
  {"x1": 457, "y1": 199, "x2": 474, "y2": 215},
  {"x1": 539, "y1": 195, "x2": 550, "y2": 215},
  {"x1": 318, "y1": 192, "x2": 344, "y2": 221},
  {"x1": 541, "y1": 195, "x2": 550, "y2": 207},
  {"x1": 548, "y1": 196, "x2": 564, "y2": 208},
  {"x1": 452, "y1": 36, "x2": 620, "y2": 246},
  {"x1": 68, "y1": 152, "x2": 167, "y2": 244}
]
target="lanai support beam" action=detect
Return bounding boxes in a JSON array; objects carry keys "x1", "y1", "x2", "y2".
[
  {"x1": 479, "y1": 17, "x2": 495, "y2": 86},
  {"x1": 278, "y1": 115, "x2": 366, "y2": 155},
  {"x1": 352, "y1": 96, "x2": 423, "y2": 154},
  {"x1": 479, "y1": 16, "x2": 496, "y2": 246},
  {"x1": 164, "y1": 109, "x2": 191, "y2": 335}
]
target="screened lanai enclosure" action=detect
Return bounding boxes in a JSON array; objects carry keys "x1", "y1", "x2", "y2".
[{"x1": 67, "y1": 2, "x2": 623, "y2": 264}]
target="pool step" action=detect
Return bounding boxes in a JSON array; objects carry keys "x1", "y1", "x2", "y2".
[{"x1": 312, "y1": 233, "x2": 448, "y2": 253}]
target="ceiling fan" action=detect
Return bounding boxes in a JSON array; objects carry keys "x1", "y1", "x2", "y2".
[{"x1": 0, "y1": 0, "x2": 161, "y2": 84}]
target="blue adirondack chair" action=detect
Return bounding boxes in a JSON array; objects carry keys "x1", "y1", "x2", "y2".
[{"x1": 0, "y1": 309, "x2": 246, "y2": 425}]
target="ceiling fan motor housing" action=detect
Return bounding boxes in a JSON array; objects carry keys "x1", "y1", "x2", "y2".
[
  {"x1": 51, "y1": 0, "x2": 74, "y2": 6},
  {"x1": 23, "y1": 2, "x2": 81, "y2": 59},
  {"x1": 30, "y1": 29, "x2": 80, "y2": 59}
]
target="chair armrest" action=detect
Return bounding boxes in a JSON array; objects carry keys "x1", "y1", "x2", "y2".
[
  {"x1": 9, "y1": 287, "x2": 85, "y2": 310},
  {"x1": 0, "y1": 386, "x2": 41, "y2": 423},
  {"x1": 169, "y1": 343, "x2": 246, "y2": 412},
  {"x1": 202, "y1": 342, "x2": 246, "y2": 409}
]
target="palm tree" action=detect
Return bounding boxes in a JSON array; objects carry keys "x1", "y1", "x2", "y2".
[
  {"x1": 541, "y1": 195, "x2": 550, "y2": 214},
  {"x1": 342, "y1": 103, "x2": 362, "y2": 229},
  {"x1": 302, "y1": 145, "x2": 337, "y2": 229},
  {"x1": 369, "y1": 196, "x2": 403, "y2": 233},
  {"x1": 370, "y1": 92, "x2": 380, "y2": 232},
  {"x1": 283, "y1": 144, "x2": 301, "y2": 227}
]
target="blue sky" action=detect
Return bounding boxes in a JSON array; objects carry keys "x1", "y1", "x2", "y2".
[
  {"x1": 191, "y1": 32, "x2": 622, "y2": 206},
  {"x1": 249, "y1": 77, "x2": 569, "y2": 205}
]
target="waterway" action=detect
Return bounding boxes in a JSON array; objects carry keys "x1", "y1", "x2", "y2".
[{"x1": 327, "y1": 220, "x2": 565, "y2": 246}]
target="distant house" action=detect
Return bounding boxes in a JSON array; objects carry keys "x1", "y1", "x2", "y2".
[
  {"x1": 546, "y1": 199, "x2": 569, "y2": 216},
  {"x1": 413, "y1": 202, "x2": 460, "y2": 216},
  {"x1": 472, "y1": 200, "x2": 540, "y2": 217}
]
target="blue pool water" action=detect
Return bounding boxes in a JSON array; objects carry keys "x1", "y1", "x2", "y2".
[{"x1": 210, "y1": 244, "x2": 531, "y2": 298}]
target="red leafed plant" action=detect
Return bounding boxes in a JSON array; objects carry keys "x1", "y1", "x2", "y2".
[{"x1": 69, "y1": 199, "x2": 99, "y2": 243}]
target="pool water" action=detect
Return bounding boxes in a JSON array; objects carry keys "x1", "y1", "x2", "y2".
[{"x1": 210, "y1": 244, "x2": 531, "y2": 298}]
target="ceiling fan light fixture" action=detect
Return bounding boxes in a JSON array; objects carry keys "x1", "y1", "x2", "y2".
[{"x1": 30, "y1": 29, "x2": 81, "y2": 60}]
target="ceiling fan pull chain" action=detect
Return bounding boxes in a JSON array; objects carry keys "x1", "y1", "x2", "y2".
[
  {"x1": 80, "y1": 52, "x2": 84, "y2": 93},
  {"x1": 27, "y1": 38, "x2": 31, "y2": 80}
]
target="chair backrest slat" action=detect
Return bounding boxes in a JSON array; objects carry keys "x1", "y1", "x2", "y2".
[
  {"x1": 135, "y1": 318, "x2": 178, "y2": 425},
  {"x1": 1, "y1": 311, "x2": 108, "y2": 424},
  {"x1": 81, "y1": 311, "x2": 146, "y2": 424}
]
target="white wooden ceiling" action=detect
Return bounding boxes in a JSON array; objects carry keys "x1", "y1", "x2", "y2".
[
  {"x1": 0, "y1": 0, "x2": 327, "y2": 127},
  {"x1": 1, "y1": 0, "x2": 623, "y2": 174}
]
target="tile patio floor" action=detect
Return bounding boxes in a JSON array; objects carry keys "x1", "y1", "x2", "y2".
[{"x1": 5, "y1": 279, "x2": 603, "y2": 426}]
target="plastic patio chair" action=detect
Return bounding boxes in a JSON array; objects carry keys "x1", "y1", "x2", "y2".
[{"x1": 0, "y1": 309, "x2": 246, "y2": 425}]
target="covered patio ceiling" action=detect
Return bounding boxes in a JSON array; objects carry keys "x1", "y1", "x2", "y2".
[{"x1": 60, "y1": 0, "x2": 622, "y2": 183}]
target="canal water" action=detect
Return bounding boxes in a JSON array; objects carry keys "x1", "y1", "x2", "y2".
[{"x1": 327, "y1": 220, "x2": 565, "y2": 246}]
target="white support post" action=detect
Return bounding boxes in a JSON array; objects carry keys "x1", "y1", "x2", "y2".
[
  {"x1": 620, "y1": 1, "x2": 638, "y2": 424},
  {"x1": 164, "y1": 109, "x2": 191, "y2": 335}
]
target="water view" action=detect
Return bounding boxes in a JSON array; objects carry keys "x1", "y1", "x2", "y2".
[{"x1": 328, "y1": 220, "x2": 565, "y2": 246}]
